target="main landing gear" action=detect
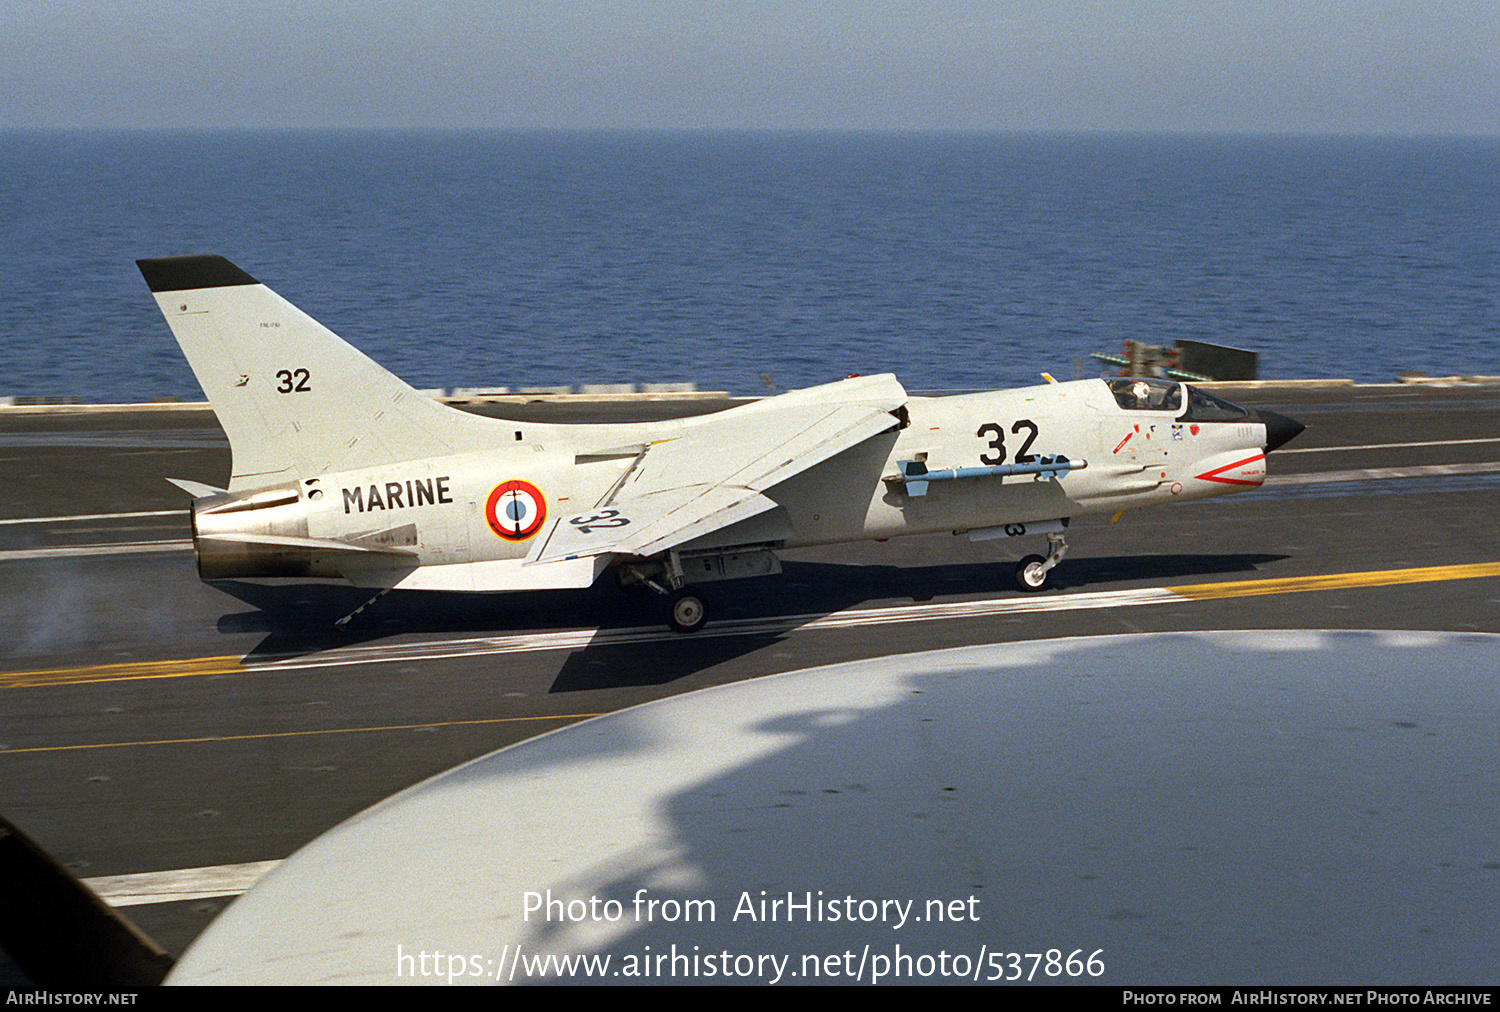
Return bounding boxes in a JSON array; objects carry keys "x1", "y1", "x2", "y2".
[
  {"x1": 666, "y1": 589, "x2": 709, "y2": 634},
  {"x1": 617, "y1": 568, "x2": 710, "y2": 633},
  {"x1": 1015, "y1": 532, "x2": 1068, "y2": 593}
]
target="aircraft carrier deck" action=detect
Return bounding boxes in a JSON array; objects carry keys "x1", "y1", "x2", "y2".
[{"x1": 1, "y1": 382, "x2": 1497, "y2": 984}]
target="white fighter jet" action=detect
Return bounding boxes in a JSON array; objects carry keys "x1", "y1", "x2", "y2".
[{"x1": 138, "y1": 255, "x2": 1304, "y2": 632}]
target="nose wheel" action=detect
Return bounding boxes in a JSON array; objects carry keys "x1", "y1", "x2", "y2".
[
  {"x1": 1014, "y1": 532, "x2": 1068, "y2": 593},
  {"x1": 1015, "y1": 555, "x2": 1051, "y2": 591}
]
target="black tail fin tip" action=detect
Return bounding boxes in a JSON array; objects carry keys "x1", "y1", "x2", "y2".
[{"x1": 136, "y1": 255, "x2": 259, "y2": 293}]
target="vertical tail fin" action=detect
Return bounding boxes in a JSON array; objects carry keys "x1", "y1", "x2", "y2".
[{"x1": 138, "y1": 256, "x2": 508, "y2": 490}]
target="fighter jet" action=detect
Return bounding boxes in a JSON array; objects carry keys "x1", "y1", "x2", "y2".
[{"x1": 137, "y1": 255, "x2": 1304, "y2": 632}]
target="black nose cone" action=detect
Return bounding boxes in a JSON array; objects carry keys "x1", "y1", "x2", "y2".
[{"x1": 1257, "y1": 409, "x2": 1306, "y2": 452}]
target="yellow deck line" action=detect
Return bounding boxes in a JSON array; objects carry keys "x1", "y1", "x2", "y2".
[
  {"x1": 0, "y1": 654, "x2": 245, "y2": 689},
  {"x1": 1171, "y1": 562, "x2": 1500, "y2": 600},
  {"x1": 4, "y1": 563, "x2": 1497, "y2": 693},
  {"x1": 1, "y1": 713, "x2": 605, "y2": 754}
]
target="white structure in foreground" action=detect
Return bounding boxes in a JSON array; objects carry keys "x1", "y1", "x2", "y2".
[{"x1": 170, "y1": 631, "x2": 1499, "y2": 986}]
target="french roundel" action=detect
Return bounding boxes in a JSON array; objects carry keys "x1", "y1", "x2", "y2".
[{"x1": 485, "y1": 480, "x2": 547, "y2": 541}]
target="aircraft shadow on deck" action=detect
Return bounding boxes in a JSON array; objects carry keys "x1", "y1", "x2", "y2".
[{"x1": 210, "y1": 551, "x2": 1285, "y2": 687}]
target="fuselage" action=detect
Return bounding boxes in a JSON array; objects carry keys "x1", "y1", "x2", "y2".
[{"x1": 188, "y1": 377, "x2": 1283, "y2": 587}]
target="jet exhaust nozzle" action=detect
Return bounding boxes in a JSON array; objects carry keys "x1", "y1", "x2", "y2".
[{"x1": 191, "y1": 485, "x2": 325, "y2": 579}]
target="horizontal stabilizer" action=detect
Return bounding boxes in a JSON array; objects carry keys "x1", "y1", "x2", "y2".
[
  {"x1": 352, "y1": 556, "x2": 608, "y2": 593},
  {"x1": 166, "y1": 478, "x2": 227, "y2": 498},
  {"x1": 199, "y1": 532, "x2": 419, "y2": 559}
]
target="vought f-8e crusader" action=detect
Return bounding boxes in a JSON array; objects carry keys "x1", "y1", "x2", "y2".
[{"x1": 138, "y1": 256, "x2": 1303, "y2": 632}]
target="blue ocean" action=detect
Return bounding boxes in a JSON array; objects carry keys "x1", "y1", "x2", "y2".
[{"x1": 0, "y1": 131, "x2": 1495, "y2": 402}]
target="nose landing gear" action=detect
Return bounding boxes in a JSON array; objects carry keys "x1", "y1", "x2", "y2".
[{"x1": 1015, "y1": 532, "x2": 1068, "y2": 592}]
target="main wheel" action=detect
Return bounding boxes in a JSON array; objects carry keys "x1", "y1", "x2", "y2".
[
  {"x1": 666, "y1": 590, "x2": 708, "y2": 633},
  {"x1": 1015, "y1": 554, "x2": 1051, "y2": 592}
]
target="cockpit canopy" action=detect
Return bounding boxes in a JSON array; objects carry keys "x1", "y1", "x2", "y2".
[
  {"x1": 1106, "y1": 378, "x2": 1251, "y2": 421},
  {"x1": 1107, "y1": 377, "x2": 1181, "y2": 411},
  {"x1": 1183, "y1": 386, "x2": 1249, "y2": 421}
]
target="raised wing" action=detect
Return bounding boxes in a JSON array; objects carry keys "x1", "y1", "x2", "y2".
[{"x1": 526, "y1": 375, "x2": 907, "y2": 564}]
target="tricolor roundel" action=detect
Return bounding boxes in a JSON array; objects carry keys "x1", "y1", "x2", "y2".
[{"x1": 485, "y1": 479, "x2": 547, "y2": 541}]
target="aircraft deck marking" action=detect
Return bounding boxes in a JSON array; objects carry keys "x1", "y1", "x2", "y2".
[
  {"x1": 4, "y1": 562, "x2": 1497, "y2": 693},
  {"x1": 1279, "y1": 436, "x2": 1500, "y2": 454},
  {"x1": 1264, "y1": 461, "x2": 1500, "y2": 485},
  {"x1": 0, "y1": 539, "x2": 191, "y2": 561},
  {"x1": 1169, "y1": 562, "x2": 1500, "y2": 600},
  {"x1": 0, "y1": 713, "x2": 606, "y2": 754},
  {"x1": 0, "y1": 509, "x2": 182, "y2": 526},
  {"x1": 83, "y1": 861, "x2": 281, "y2": 907},
  {"x1": 1, "y1": 654, "x2": 243, "y2": 688}
]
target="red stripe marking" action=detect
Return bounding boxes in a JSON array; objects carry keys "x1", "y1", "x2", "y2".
[
  {"x1": 1195, "y1": 453, "x2": 1266, "y2": 486},
  {"x1": 1112, "y1": 432, "x2": 1133, "y2": 454}
]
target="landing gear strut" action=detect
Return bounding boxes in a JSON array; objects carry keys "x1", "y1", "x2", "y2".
[
  {"x1": 619, "y1": 553, "x2": 713, "y2": 633},
  {"x1": 1015, "y1": 532, "x2": 1068, "y2": 592}
]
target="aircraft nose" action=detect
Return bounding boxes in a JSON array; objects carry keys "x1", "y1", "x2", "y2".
[{"x1": 1255, "y1": 409, "x2": 1306, "y2": 453}]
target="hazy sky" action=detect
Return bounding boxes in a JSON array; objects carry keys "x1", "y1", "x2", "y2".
[{"x1": 3, "y1": 1, "x2": 1497, "y2": 134}]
